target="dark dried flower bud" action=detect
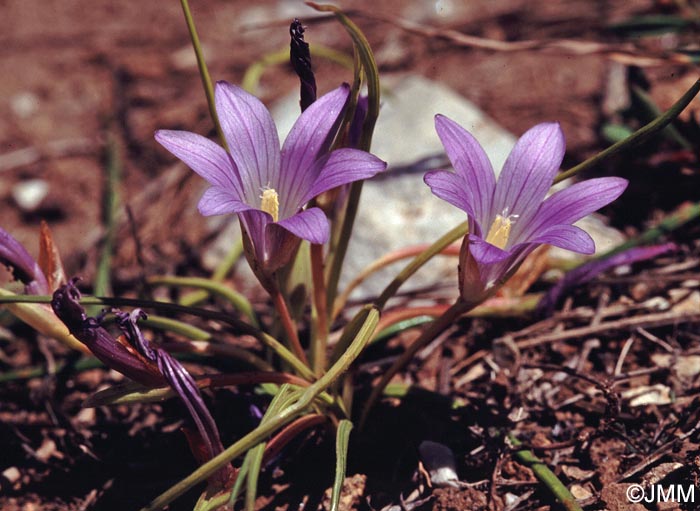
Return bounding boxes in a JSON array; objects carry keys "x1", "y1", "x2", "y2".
[
  {"x1": 51, "y1": 279, "x2": 164, "y2": 386},
  {"x1": 52, "y1": 279, "x2": 225, "y2": 464},
  {"x1": 290, "y1": 18, "x2": 316, "y2": 111}
]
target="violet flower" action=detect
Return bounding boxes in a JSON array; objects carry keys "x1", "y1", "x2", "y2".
[
  {"x1": 155, "y1": 81, "x2": 386, "y2": 285},
  {"x1": 424, "y1": 116, "x2": 628, "y2": 302},
  {"x1": 0, "y1": 226, "x2": 49, "y2": 295}
]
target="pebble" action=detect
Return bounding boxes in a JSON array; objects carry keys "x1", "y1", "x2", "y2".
[
  {"x1": 10, "y1": 92, "x2": 40, "y2": 119},
  {"x1": 12, "y1": 179, "x2": 49, "y2": 211}
]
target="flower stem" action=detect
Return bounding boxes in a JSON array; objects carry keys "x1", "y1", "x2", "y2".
[
  {"x1": 358, "y1": 299, "x2": 472, "y2": 429},
  {"x1": 271, "y1": 288, "x2": 309, "y2": 368},
  {"x1": 310, "y1": 243, "x2": 328, "y2": 374}
]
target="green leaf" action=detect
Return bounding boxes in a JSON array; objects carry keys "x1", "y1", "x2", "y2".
[{"x1": 330, "y1": 420, "x2": 353, "y2": 511}]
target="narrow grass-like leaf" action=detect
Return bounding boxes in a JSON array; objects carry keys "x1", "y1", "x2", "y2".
[
  {"x1": 509, "y1": 434, "x2": 584, "y2": 511},
  {"x1": 0, "y1": 293, "x2": 314, "y2": 380},
  {"x1": 241, "y1": 45, "x2": 353, "y2": 94},
  {"x1": 555, "y1": 78, "x2": 700, "y2": 183},
  {"x1": 330, "y1": 419, "x2": 353, "y2": 511},
  {"x1": 608, "y1": 15, "x2": 692, "y2": 37},
  {"x1": 308, "y1": 3, "x2": 381, "y2": 312},
  {"x1": 92, "y1": 133, "x2": 121, "y2": 311},
  {"x1": 630, "y1": 85, "x2": 692, "y2": 149},
  {"x1": 148, "y1": 275, "x2": 259, "y2": 327},
  {"x1": 179, "y1": 0, "x2": 226, "y2": 149}
]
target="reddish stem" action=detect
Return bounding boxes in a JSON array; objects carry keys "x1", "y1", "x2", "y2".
[
  {"x1": 310, "y1": 243, "x2": 329, "y2": 374},
  {"x1": 271, "y1": 288, "x2": 309, "y2": 367}
]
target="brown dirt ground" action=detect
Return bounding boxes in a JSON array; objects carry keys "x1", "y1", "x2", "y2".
[{"x1": 1, "y1": 0, "x2": 700, "y2": 510}]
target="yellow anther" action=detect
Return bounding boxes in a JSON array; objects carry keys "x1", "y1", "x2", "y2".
[
  {"x1": 260, "y1": 188, "x2": 279, "y2": 222},
  {"x1": 485, "y1": 212, "x2": 516, "y2": 250}
]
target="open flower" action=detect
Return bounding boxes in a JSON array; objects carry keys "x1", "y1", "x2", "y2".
[
  {"x1": 424, "y1": 115, "x2": 628, "y2": 302},
  {"x1": 155, "y1": 81, "x2": 386, "y2": 282}
]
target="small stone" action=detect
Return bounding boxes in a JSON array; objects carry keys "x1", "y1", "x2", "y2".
[
  {"x1": 12, "y1": 179, "x2": 49, "y2": 211},
  {"x1": 10, "y1": 92, "x2": 40, "y2": 119},
  {"x1": 570, "y1": 483, "x2": 593, "y2": 500},
  {"x1": 2, "y1": 466, "x2": 21, "y2": 484},
  {"x1": 630, "y1": 282, "x2": 650, "y2": 301}
]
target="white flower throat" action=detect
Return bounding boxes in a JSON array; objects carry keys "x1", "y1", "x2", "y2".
[
  {"x1": 260, "y1": 188, "x2": 279, "y2": 222},
  {"x1": 485, "y1": 209, "x2": 518, "y2": 250}
]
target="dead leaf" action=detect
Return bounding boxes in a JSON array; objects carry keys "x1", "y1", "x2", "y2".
[{"x1": 38, "y1": 221, "x2": 66, "y2": 292}]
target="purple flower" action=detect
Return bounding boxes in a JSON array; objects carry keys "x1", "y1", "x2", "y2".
[
  {"x1": 155, "y1": 81, "x2": 386, "y2": 279},
  {"x1": 424, "y1": 116, "x2": 628, "y2": 302}
]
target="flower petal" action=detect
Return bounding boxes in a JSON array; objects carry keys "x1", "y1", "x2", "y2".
[
  {"x1": 424, "y1": 169, "x2": 477, "y2": 222},
  {"x1": 299, "y1": 149, "x2": 387, "y2": 206},
  {"x1": 275, "y1": 207, "x2": 330, "y2": 245},
  {"x1": 434, "y1": 115, "x2": 496, "y2": 224},
  {"x1": 528, "y1": 224, "x2": 595, "y2": 254},
  {"x1": 280, "y1": 85, "x2": 350, "y2": 206},
  {"x1": 215, "y1": 81, "x2": 281, "y2": 202},
  {"x1": 198, "y1": 187, "x2": 253, "y2": 216},
  {"x1": 0, "y1": 227, "x2": 48, "y2": 294},
  {"x1": 492, "y1": 122, "x2": 565, "y2": 225},
  {"x1": 155, "y1": 130, "x2": 242, "y2": 196},
  {"x1": 467, "y1": 235, "x2": 513, "y2": 266},
  {"x1": 518, "y1": 177, "x2": 628, "y2": 242}
]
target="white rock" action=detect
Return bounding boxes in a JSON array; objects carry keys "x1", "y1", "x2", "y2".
[
  {"x1": 10, "y1": 92, "x2": 40, "y2": 119},
  {"x1": 12, "y1": 179, "x2": 49, "y2": 211}
]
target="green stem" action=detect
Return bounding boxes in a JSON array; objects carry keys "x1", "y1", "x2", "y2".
[
  {"x1": 554, "y1": 78, "x2": 700, "y2": 183},
  {"x1": 179, "y1": 0, "x2": 226, "y2": 150},
  {"x1": 509, "y1": 434, "x2": 584, "y2": 511}
]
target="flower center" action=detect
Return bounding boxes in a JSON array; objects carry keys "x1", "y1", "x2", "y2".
[
  {"x1": 485, "y1": 209, "x2": 518, "y2": 250},
  {"x1": 260, "y1": 188, "x2": 279, "y2": 222}
]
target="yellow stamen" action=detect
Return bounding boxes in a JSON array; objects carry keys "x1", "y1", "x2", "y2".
[
  {"x1": 485, "y1": 213, "x2": 515, "y2": 250},
  {"x1": 260, "y1": 188, "x2": 279, "y2": 222}
]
